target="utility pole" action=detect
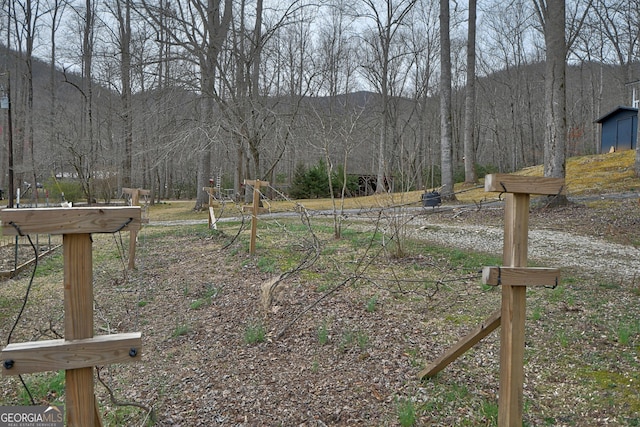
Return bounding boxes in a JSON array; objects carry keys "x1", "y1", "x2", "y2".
[{"x1": 1, "y1": 71, "x2": 13, "y2": 208}]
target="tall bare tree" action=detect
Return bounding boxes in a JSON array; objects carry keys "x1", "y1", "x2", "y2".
[
  {"x1": 359, "y1": 0, "x2": 417, "y2": 193},
  {"x1": 534, "y1": 0, "x2": 567, "y2": 187},
  {"x1": 142, "y1": 0, "x2": 233, "y2": 209},
  {"x1": 12, "y1": 0, "x2": 42, "y2": 203},
  {"x1": 108, "y1": 0, "x2": 133, "y2": 189},
  {"x1": 82, "y1": 0, "x2": 95, "y2": 203},
  {"x1": 45, "y1": 0, "x2": 67, "y2": 177},
  {"x1": 439, "y1": 0, "x2": 455, "y2": 199},
  {"x1": 463, "y1": 0, "x2": 477, "y2": 184}
]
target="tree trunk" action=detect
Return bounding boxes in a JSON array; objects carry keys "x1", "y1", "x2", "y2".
[
  {"x1": 83, "y1": 0, "x2": 95, "y2": 205},
  {"x1": 463, "y1": 0, "x2": 477, "y2": 184},
  {"x1": 536, "y1": 0, "x2": 569, "y2": 206},
  {"x1": 118, "y1": 0, "x2": 133, "y2": 189},
  {"x1": 439, "y1": 0, "x2": 455, "y2": 200}
]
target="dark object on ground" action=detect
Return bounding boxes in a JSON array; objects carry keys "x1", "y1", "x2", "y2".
[{"x1": 422, "y1": 191, "x2": 442, "y2": 208}]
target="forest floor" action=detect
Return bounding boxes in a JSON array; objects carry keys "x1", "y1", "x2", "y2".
[{"x1": 1, "y1": 190, "x2": 639, "y2": 426}]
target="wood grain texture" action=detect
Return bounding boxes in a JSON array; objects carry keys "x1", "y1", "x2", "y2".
[
  {"x1": 498, "y1": 193, "x2": 529, "y2": 426},
  {"x1": 482, "y1": 267, "x2": 561, "y2": 287},
  {"x1": 484, "y1": 173, "x2": 565, "y2": 195},
  {"x1": 244, "y1": 179, "x2": 269, "y2": 255},
  {"x1": 1, "y1": 333, "x2": 142, "y2": 375},
  {"x1": 1, "y1": 207, "x2": 141, "y2": 235},
  {"x1": 64, "y1": 233, "x2": 95, "y2": 427},
  {"x1": 418, "y1": 309, "x2": 501, "y2": 380}
]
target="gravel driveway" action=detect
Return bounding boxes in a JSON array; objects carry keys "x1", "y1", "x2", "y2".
[{"x1": 412, "y1": 220, "x2": 639, "y2": 281}]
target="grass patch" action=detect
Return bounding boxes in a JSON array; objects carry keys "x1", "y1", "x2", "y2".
[
  {"x1": 147, "y1": 201, "x2": 209, "y2": 221},
  {"x1": 189, "y1": 286, "x2": 219, "y2": 310},
  {"x1": 397, "y1": 397, "x2": 416, "y2": 427},
  {"x1": 257, "y1": 256, "x2": 277, "y2": 273},
  {"x1": 244, "y1": 320, "x2": 266, "y2": 345},
  {"x1": 339, "y1": 328, "x2": 369, "y2": 352},
  {"x1": 33, "y1": 253, "x2": 64, "y2": 278},
  {"x1": 580, "y1": 369, "x2": 640, "y2": 413},
  {"x1": 365, "y1": 295, "x2": 378, "y2": 312},
  {"x1": 317, "y1": 320, "x2": 330, "y2": 345},
  {"x1": 171, "y1": 323, "x2": 191, "y2": 338},
  {"x1": 480, "y1": 399, "x2": 499, "y2": 424},
  {"x1": 615, "y1": 319, "x2": 639, "y2": 346},
  {"x1": 18, "y1": 370, "x2": 65, "y2": 405}
]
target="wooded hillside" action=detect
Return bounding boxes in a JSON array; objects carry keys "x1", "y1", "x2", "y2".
[{"x1": 0, "y1": 0, "x2": 638, "y2": 205}]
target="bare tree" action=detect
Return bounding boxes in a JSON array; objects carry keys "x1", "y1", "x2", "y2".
[
  {"x1": 439, "y1": 0, "x2": 455, "y2": 199},
  {"x1": 463, "y1": 0, "x2": 477, "y2": 184},
  {"x1": 358, "y1": 0, "x2": 417, "y2": 193},
  {"x1": 106, "y1": 0, "x2": 133, "y2": 189},
  {"x1": 45, "y1": 0, "x2": 67, "y2": 179},
  {"x1": 11, "y1": 0, "x2": 43, "y2": 203},
  {"x1": 405, "y1": 0, "x2": 439, "y2": 189},
  {"x1": 534, "y1": 0, "x2": 567, "y2": 187},
  {"x1": 141, "y1": 0, "x2": 233, "y2": 209},
  {"x1": 82, "y1": 0, "x2": 96, "y2": 203}
]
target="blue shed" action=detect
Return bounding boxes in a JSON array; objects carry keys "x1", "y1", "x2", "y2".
[{"x1": 595, "y1": 106, "x2": 638, "y2": 153}]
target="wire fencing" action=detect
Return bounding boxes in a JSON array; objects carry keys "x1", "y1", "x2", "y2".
[{"x1": 0, "y1": 215, "x2": 63, "y2": 279}]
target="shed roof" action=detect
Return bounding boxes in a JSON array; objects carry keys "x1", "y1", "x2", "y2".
[{"x1": 595, "y1": 106, "x2": 638, "y2": 123}]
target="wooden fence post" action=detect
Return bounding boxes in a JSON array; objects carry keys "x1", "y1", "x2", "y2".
[
  {"x1": 1, "y1": 207, "x2": 143, "y2": 427},
  {"x1": 202, "y1": 186, "x2": 217, "y2": 230},
  {"x1": 418, "y1": 174, "x2": 565, "y2": 427},
  {"x1": 243, "y1": 179, "x2": 269, "y2": 255},
  {"x1": 122, "y1": 188, "x2": 150, "y2": 270}
]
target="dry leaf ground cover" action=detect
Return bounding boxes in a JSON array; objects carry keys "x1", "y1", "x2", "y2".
[{"x1": 0, "y1": 194, "x2": 639, "y2": 426}]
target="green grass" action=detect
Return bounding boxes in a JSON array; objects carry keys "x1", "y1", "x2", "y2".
[
  {"x1": 189, "y1": 286, "x2": 219, "y2": 310},
  {"x1": 481, "y1": 399, "x2": 499, "y2": 425},
  {"x1": 18, "y1": 370, "x2": 65, "y2": 405},
  {"x1": 257, "y1": 256, "x2": 277, "y2": 273},
  {"x1": 365, "y1": 295, "x2": 378, "y2": 312},
  {"x1": 616, "y1": 319, "x2": 639, "y2": 346},
  {"x1": 317, "y1": 320, "x2": 330, "y2": 345},
  {"x1": 244, "y1": 320, "x2": 266, "y2": 345},
  {"x1": 33, "y1": 253, "x2": 64, "y2": 278},
  {"x1": 397, "y1": 397, "x2": 416, "y2": 427},
  {"x1": 339, "y1": 328, "x2": 369, "y2": 352},
  {"x1": 171, "y1": 323, "x2": 190, "y2": 338}
]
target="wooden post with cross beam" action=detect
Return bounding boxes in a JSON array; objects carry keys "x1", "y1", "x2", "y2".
[
  {"x1": 122, "y1": 188, "x2": 150, "y2": 270},
  {"x1": 202, "y1": 186, "x2": 218, "y2": 230},
  {"x1": 243, "y1": 179, "x2": 269, "y2": 255},
  {"x1": 417, "y1": 174, "x2": 564, "y2": 427},
  {"x1": 1, "y1": 207, "x2": 143, "y2": 427}
]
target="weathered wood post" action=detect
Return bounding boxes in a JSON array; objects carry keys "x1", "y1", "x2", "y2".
[
  {"x1": 122, "y1": 188, "x2": 150, "y2": 269},
  {"x1": 243, "y1": 179, "x2": 269, "y2": 255},
  {"x1": 418, "y1": 174, "x2": 564, "y2": 427},
  {"x1": 202, "y1": 186, "x2": 218, "y2": 230},
  {"x1": 485, "y1": 174, "x2": 564, "y2": 426},
  {"x1": 1, "y1": 207, "x2": 143, "y2": 427}
]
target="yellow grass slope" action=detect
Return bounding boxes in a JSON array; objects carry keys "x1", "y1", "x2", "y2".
[
  {"x1": 148, "y1": 151, "x2": 640, "y2": 220},
  {"x1": 455, "y1": 150, "x2": 640, "y2": 203}
]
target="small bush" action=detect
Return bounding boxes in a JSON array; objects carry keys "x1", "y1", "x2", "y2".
[
  {"x1": 44, "y1": 177, "x2": 83, "y2": 203},
  {"x1": 289, "y1": 161, "x2": 359, "y2": 199}
]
